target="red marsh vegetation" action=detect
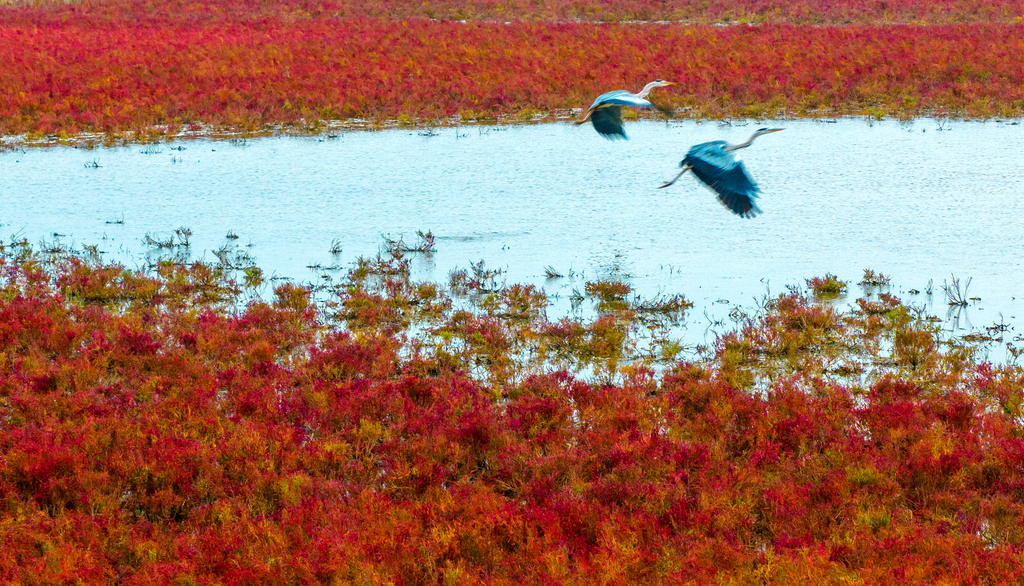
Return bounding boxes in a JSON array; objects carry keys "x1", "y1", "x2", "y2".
[
  {"x1": 5, "y1": 0, "x2": 1024, "y2": 24},
  {"x1": 1, "y1": 2, "x2": 1024, "y2": 138},
  {"x1": 1, "y1": 242, "x2": 1023, "y2": 583}
]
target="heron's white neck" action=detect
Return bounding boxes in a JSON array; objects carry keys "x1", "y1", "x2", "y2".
[
  {"x1": 724, "y1": 132, "x2": 762, "y2": 151},
  {"x1": 635, "y1": 81, "x2": 661, "y2": 99}
]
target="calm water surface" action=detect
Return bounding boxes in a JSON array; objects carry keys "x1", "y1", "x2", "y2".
[{"x1": 2, "y1": 118, "x2": 1023, "y2": 356}]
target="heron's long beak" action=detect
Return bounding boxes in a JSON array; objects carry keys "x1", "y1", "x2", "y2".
[{"x1": 765, "y1": 128, "x2": 783, "y2": 133}]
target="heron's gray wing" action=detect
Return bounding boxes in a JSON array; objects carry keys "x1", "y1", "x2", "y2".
[
  {"x1": 591, "y1": 91, "x2": 655, "y2": 109},
  {"x1": 684, "y1": 142, "x2": 761, "y2": 218},
  {"x1": 591, "y1": 106, "x2": 626, "y2": 139}
]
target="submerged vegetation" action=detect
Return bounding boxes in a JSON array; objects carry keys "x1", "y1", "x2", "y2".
[{"x1": 1, "y1": 240, "x2": 1023, "y2": 582}]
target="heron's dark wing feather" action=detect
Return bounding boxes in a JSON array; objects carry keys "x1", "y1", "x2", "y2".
[
  {"x1": 591, "y1": 106, "x2": 626, "y2": 139},
  {"x1": 684, "y1": 142, "x2": 761, "y2": 218}
]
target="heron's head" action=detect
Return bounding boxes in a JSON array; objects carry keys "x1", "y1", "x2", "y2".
[
  {"x1": 652, "y1": 79, "x2": 676, "y2": 87},
  {"x1": 754, "y1": 127, "x2": 783, "y2": 137}
]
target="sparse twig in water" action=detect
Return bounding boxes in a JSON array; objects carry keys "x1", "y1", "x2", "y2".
[
  {"x1": 226, "y1": 230, "x2": 239, "y2": 240},
  {"x1": 329, "y1": 238, "x2": 342, "y2": 255},
  {"x1": 985, "y1": 314, "x2": 1010, "y2": 336},
  {"x1": 448, "y1": 262, "x2": 503, "y2": 295},
  {"x1": 212, "y1": 243, "x2": 256, "y2": 269},
  {"x1": 469, "y1": 259, "x2": 503, "y2": 292},
  {"x1": 544, "y1": 266, "x2": 563, "y2": 279},
  {"x1": 381, "y1": 230, "x2": 435, "y2": 254},
  {"x1": 633, "y1": 292, "x2": 694, "y2": 322},
  {"x1": 84, "y1": 160, "x2": 101, "y2": 168},
  {"x1": 906, "y1": 302, "x2": 928, "y2": 321},
  {"x1": 1007, "y1": 343, "x2": 1024, "y2": 366},
  {"x1": 569, "y1": 288, "x2": 584, "y2": 311},
  {"x1": 174, "y1": 226, "x2": 193, "y2": 248},
  {"x1": 39, "y1": 236, "x2": 70, "y2": 254},
  {"x1": 413, "y1": 230, "x2": 435, "y2": 252},
  {"x1": 105, "y1": 213, "x2": 124, "y2": 225},
  {"x1": 942, "y1": 274, "x2": 971, "y2": 306},
  {"x1": 212, "y1": 244, "x2": 232, "y2": 265},
  {"x1": 143, "y1": 232, "x2": 175, "y2": 249},
  {"x1": 82, "y1": 243, "x2": 101, "y2": 260},
  {"x1": 703, "y1": 308, "x2": 726, "y2": 329}
]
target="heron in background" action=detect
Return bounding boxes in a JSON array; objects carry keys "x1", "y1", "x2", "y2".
[
  {"x1": 576, "y1": 79, "x2": 676, "y2": 139},
  {"x1": 659, "y1": 127, "x2": 783, "y2": 218}
]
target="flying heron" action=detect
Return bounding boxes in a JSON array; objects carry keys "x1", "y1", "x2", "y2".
[
  {"x1": 576, "y1": 80, "x2": 676, "y2": 140},
  {"x1": 659, "y1": 127, "x2": 783, "y2": 218}
]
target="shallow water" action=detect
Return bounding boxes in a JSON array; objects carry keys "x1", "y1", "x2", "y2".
[{"x1": 2, "y1": 118, "x2": 1023, "y2": 359}]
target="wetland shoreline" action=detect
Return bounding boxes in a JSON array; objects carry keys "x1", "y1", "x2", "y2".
[{"x1": 2, "y1": 111, "x2": 1021, "y2": 150}]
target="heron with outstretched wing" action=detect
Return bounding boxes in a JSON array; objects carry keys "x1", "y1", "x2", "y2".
[
  {"x1": 576, "y1": 80, "x2": 675, "y2": 140},
  {"x1": 659, "y1": 127, "x2": 783, "y2": 218}
]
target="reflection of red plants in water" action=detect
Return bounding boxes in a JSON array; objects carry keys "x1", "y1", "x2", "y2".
[
  {"x1": 2, "y1": 13, "x2": 1024, "y2": 136},
  {"x1": 2, "y1": 249, "x2": 1024, "y2": 582}
]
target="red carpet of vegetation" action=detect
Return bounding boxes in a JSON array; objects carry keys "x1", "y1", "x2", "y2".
[
  {"x1": 2, "y1": 245, "x2": 1024, "y2": 583},
  {"x1": 341, "y1": 0, "x2": 1024, "y2": 23},
  {"x1": 4, "y1": 0, "x2": 1024, "y2": 579},
  {"x1": 5, "y1": 0, "x2": 1024, "y2": 24},
  {"x1": 2, "y1": 0, "x2": 1024, "y2": 137}
]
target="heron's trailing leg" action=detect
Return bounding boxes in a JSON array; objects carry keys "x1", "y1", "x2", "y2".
[
  {"x1": 659, "y1": 165, "x2": 691, "y2": 189},
  {"x1": 574, "y1": 111, "x2": 593, "y2": 126}
]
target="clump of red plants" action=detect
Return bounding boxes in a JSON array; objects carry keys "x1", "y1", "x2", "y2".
[
  {"x1": 807, "y1": 273, "x2": 848, "y2": 299},
  {"x1": 2, "y1": 239, "x2": 1023, "y2": 583}
]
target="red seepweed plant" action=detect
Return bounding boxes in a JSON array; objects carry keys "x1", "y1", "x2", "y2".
[
  {"x1": 2, "y1": 243, "x2": 1023, "y2": 583},
  {"x1": 2, "y1": 6, "x2": 1024, "y2": 140}
]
